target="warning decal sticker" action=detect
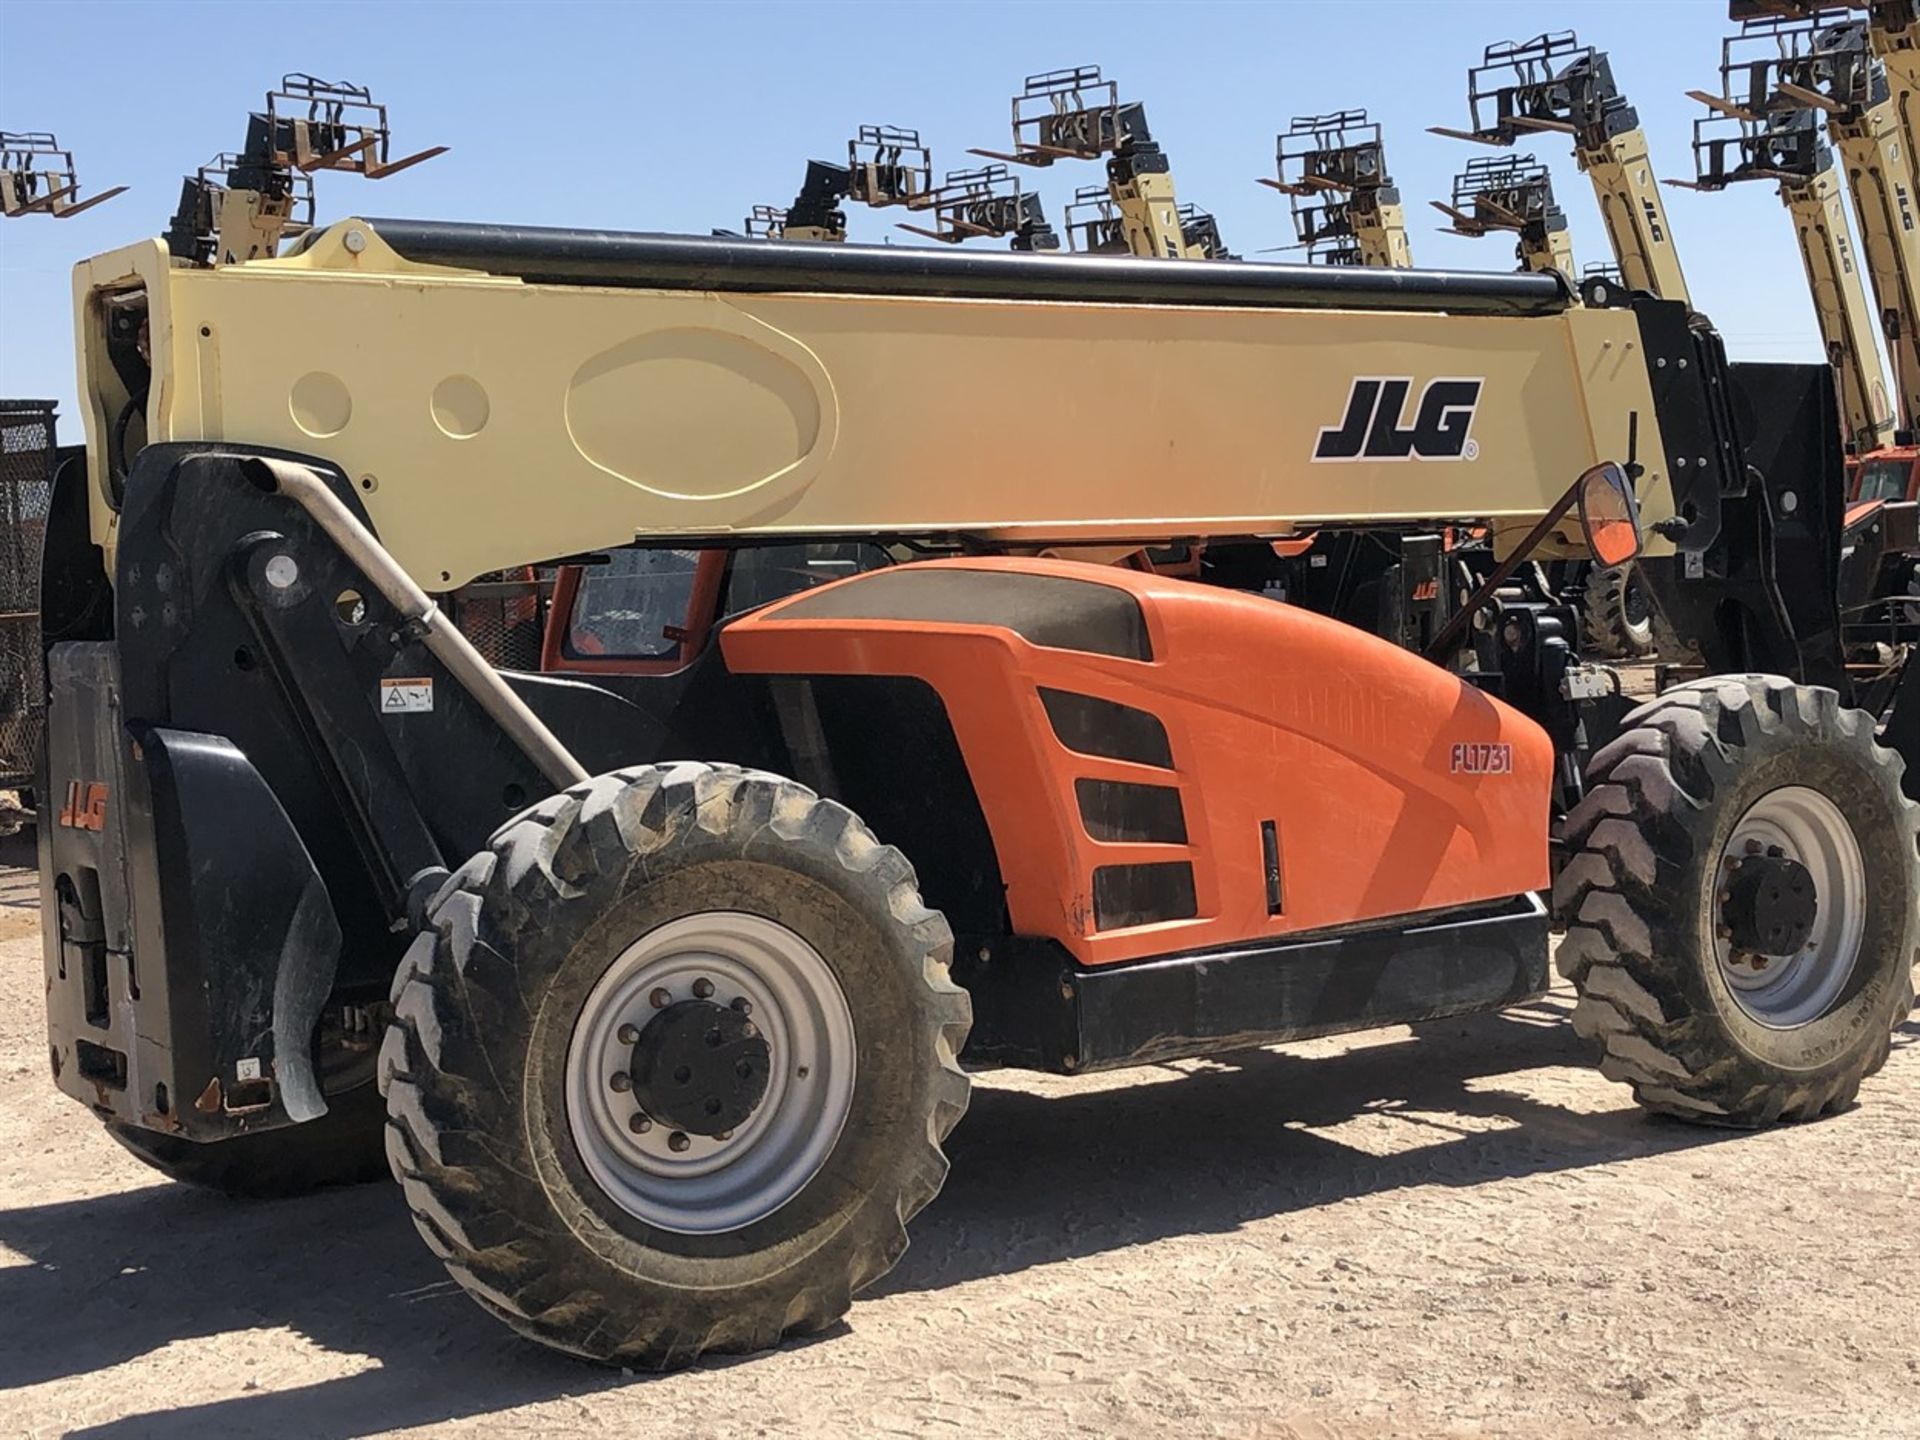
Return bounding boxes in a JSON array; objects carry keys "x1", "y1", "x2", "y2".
[{"x1": 380, "y1": 677, "x2": 434, "y2": 714}]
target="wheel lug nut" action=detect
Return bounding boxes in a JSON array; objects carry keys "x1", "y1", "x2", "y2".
[
  {"x1": 692, "y1": 978, "x2": 714, "y2": 999},
  {"x1": 715, "y1": 1129, "x2": 733, "y2": 1141},
  {"x1": 1745, "y1": 839, "x2": 1763, "y2": 855},
  {"x1": 617, "y1": 1024, "x2": 640, "y2": 1045},
  {"x1": 668, "y1": 1131, "x2": 690, "y2": 1153},
  {"x1": 649, "y1": 987, "x2": 671, "y2": 1009},
  {"x1": 741, "y1": 1021, "x2": 758, "y2": 1040},
  {"x1": 628, "y1": 1113, "x2": 652, "y2": 1134},
  {"x1": 609, "y1": 1071, "x2": 632, "y2": 1093},
  {"x1": 731, "y1": 997, "x2": 752, "y2": 1015}
]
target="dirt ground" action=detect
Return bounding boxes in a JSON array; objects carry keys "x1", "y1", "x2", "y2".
[{"x1": 2, "y1": 863, "x2": 1916, "y2": 1440}]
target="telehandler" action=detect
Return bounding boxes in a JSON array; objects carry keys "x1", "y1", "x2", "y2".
[
  {"x1": 1691, "y1": 10, "x2": 1901, "y2": 457},
  {"x1": 1721, "y1": 2, "x2": 1920, "y2": 507},
  {"x1": 1264, "y1": 110, "x2": 1413, "y2": 267},
  {"x1": 1434, "y1": 31, "x2": 1691, "y2": 304},
  {"x1": 1435, "y1": 29, "x2": 1696, "y2": 658},
  {"x1": 2, "y1": 133, "x2": 125, "y2": 831},
  {"x1": 1, "y1": 131, "x2": 125, "y2": 220},
  {"x1": 1432, "y1": 154, "x2": 1580, "y2": 284},
  {"x1": 36, "y1": 65, "x2": 1920, "y2": 1373},
  {"x1": 1691, "y1": 6, "x2": 1920, "y2": 646},
  {"x1": 1679, "y1": 101, "x2": 1893, "y2": 456},
  {"x1": 973, "y1": 65, "x2": 1228, "y2": 260},
  {"x1": 893, "y1": 163, "x2": 1061, "y2": 251}
]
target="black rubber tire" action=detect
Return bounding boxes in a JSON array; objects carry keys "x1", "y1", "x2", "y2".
[
  {"x1": 103, "y1": 1080, "x2": 389, "y2": 1198},
  {"x1": 1578, "y1": 561, "x2": 1654, "y2": 660},
  {"x1": 379, "y1": 763, "x2": 972, "y2": 1368},
  {"x1": 1553, "y1": 675, "x2": 1919, "y2": 1126}
]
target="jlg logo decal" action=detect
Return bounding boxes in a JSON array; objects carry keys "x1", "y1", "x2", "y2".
[
  {"x1": 1313, "y1": 377, "x2": 1483, "y2": 463},
  {"x1": 58, "y1": 781, "x2": 108, "y2": 831},
  {"x1": 1449, "y1": 743, "x2": 1513, "y2": 776}
]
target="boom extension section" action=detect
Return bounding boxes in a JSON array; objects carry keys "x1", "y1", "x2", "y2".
[
  {"x1": 1435, "y1": 31, "x2": 1691, "y2": 304},
  {"x1": 163, "y1": 75, "x2": 444, "y2": 266},
  {"x1": 1431, "y1": 154, "x2": 1578, "y2": 282},
  {"x1": 1682, "y1": 69, "x2": 1893, "y2": 452},
  {"x1": 1264, "y1": 110, "x2": 1413, "y2": 268},
  {"x1": 1, "y1": 131, "x2": 126, "y2": 219}
]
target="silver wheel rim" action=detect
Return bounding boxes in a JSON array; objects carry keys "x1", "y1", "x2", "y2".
[
  {"x1": 1714, "y1": 785, "x2": 1866, "y2": 1029},
  {"x1": 565, "y1": 911, "x2": 856, "y2": 1234}
]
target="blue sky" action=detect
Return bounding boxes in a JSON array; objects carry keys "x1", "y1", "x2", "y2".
[{"x1": 1, "y1": 0, "x2": 1833, "y2": 424}]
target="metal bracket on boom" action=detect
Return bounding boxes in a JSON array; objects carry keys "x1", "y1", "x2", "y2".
[
  {"x1": 1264, "y1": 111, "x2": 1411, "y2": 268},
  {"x1": 164, "y1": 75, "x2": 445, "y2": 266},
  {"x1": 1, "y1": 132, "x2": 126, "y2": 219}
]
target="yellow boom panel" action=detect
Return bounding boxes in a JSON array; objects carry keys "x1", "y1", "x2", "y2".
[{"x1": 73, "y1": 220, "x2": 1675, "y2": 590}]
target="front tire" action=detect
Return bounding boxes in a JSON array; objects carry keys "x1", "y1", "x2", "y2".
[
  {"x1": 1553, "y1": 676, "x2": 1919, "y2": 1125},
  {"x1": 379, "y1": 763, "x2": 971, "y2": 1368}
]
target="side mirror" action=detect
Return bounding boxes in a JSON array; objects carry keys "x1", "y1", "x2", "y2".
[{"x1": 1576, "y1": 461, "x2": 1644, "y2": 569}]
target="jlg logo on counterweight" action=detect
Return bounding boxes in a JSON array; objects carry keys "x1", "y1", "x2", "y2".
[
  {"x1": 1313, "y1": 377, "x2": 1484, "y2": 462},
  {"x1": 57, "y1": 781, "x2": 108, "y2": 832}
]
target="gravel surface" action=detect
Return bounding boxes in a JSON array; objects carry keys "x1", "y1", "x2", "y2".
[{"x1": 2, "y1": 864, "x2": 1915, "y2": 1439}]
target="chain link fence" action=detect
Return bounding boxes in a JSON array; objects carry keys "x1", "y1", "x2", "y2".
[{"x1": 0, "y1": 402, "x2": 54, "y2": 790}]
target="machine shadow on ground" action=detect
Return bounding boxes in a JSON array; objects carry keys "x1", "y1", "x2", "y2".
[{"x1": 4, "y1": 996, "x2": 1806, "y2": 1439}]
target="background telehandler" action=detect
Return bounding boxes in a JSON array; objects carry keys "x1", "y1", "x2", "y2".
[
  {"x1": 1435, "y1": 30, "x2": 1692, "y2": 304},
  {"x1": 30, "y1": 46, "x2": 1920, "y2": 1376},
  {"x1": 1, "y1": 133, "x2": 129, "y2": 834},
  {"x1": 973, "y1": 65, "x2": 1229, "y2": 259},
  {"x1": 1434, "y1": 29, "x2": 1700, "y2": 660},
  {"x1": 1264, "y1": 110, "x2": 1413, "y2": 267},
  {"x1": 1690, "y1": 6, "x2": 1920, "y2": 650},
  {"x1": 1432, "y1": 154, "x2": 1579, "y2": 283}
]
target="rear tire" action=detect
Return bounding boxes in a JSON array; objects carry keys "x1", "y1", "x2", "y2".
[
  {"x1": 380, "y1": 763, "x2": 971, "y2": 1368},
  {"x1": 1579, "y1": 562, "x2": 1654, "y2": 659},
  {"x1": 1553, "y1": 676, "x2": 1919, "y2": 1125},
  {"x1": 103, "y1": 1081, "x2": 388, "y2": 1198}
]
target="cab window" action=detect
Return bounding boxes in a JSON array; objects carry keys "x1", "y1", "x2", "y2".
[
  {"x1": 721, "y1": 543, "x2": 891, "y2": 616},
  {"x1": 1856, "y1": 457, "x2": 1914, "y2": 503},
  {"x1": 564, "y1": 548, "x2": 701, "y2": 659}
]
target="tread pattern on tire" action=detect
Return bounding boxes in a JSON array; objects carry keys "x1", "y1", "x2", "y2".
[
  {"x1": 378, "y1": 762, "x2": 971, "y2": 1367},
  {"x1": 1552, "y1": 675, "x2": 1919, "y2": 1126},
  {"x1": 1578, "y1": 562, "x2": 1654, "y2": 660}
]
